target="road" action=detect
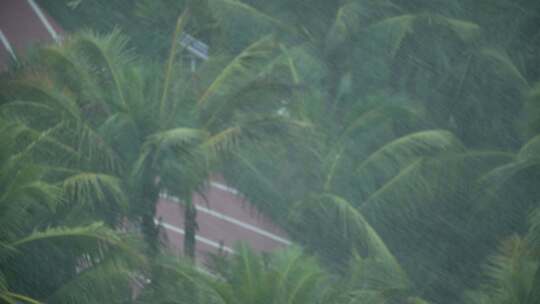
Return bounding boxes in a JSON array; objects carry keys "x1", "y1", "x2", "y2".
[{"x1": 155, "y1": 176, "x2": 290, "y2": 263}]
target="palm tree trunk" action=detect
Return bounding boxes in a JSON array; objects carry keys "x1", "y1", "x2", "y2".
[
  {"x1": 140, "y1": 176, "x2": 160, "y2": 256},
  {"x1": 183, "y1": 198, "x2": 198, "y2": 259}
]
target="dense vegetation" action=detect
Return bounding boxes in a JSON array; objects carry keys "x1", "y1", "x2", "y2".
[{"x1": 1, "y1": 0, "x2": 539, "y2": 303}]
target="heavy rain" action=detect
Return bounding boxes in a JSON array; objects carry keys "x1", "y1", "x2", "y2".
[{"x1": 0, "y1": 1, "x2": 539, "y2": 303}]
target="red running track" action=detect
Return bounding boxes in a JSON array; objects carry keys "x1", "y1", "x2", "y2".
[
  {"x1": 0, "y1": 0, "x2": 63, "y2": 70},
  {"x1": 156, "y1": 175, "x2": 290, "y2": 263}
]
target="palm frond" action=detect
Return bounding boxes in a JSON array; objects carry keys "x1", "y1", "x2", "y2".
[
  {"x1": 0, "y1": 156, "x2": 61, "y2": 214},
  {"x1": 357, "y1": 151, "x2": 514, "y2": 297},
  {"x1": 289, "y1": 193, "x2": 406, "y2": 280},
  {"x1": 272, "y1": 247, "x2": 327, "y2": 304},
  {"x1": 4, "y1": 79, "x2": 81, "y2": 121},
  {"x1": 518, "y1": 134, "x2": 540, "y2": 161},
  {"x1": 527, "y1": 208, "x2": 540, "y2": 251},
  {"x1": 159, "y1": 8, "x2": 190, "y2": 125},
  {"x1": 12, "y1": 222, "x2": 108, "y2": 246},
  {"x1": 1, "y1": 100, "x2": 59, "y2": 127},
  {"x1": 201, "y1": 126, "x2": 242, "y2": 156},
  {"x1": 0, "y1": 273, "x2": 41, "y2": 304},
  {"x1": 207, "y1": 244, "x2": 328, "y2": 304},
  {"x1": 479, "y1": 48, "x2": 529, "y2": 87},
  {"x1": 206, "y1": 0, "x2": 290, "y2": 31},
  {"x1": 341, "y1": 104, "x2": 425, "y2": 140},
  {"x1": 356, "y1": 130, "x2": 465, "y2": 199},
  {"x1": 2, "y1": 79, "x2": 122, "y2": 172},
  {"x1": 6, "y1": 223, "x2": 143, "y2": 304},
  {"x1": 218, "y1": 243, "x2": 267, "y2": 302},
  {"x1": 34, "y1": 45, "x2": 86, "y2": 98},
  {"x1": 430, "y1": 14, "x2": 481, "y2": 43},
  {"x1": 526, "y1": 83, "x2": 540, "y2": 136},
  {"x1": 365, "y1": 13, "x2": 480, "y2": 59},
  {"x1": 325, "y1": 0, "x2": 401, "y2": 54},
  {"x1": 146, "y1": 128, "x2": 207, "y2": 150},
  {"x1": 472, "y1": 148, "x2": 540, "y2": 246},
  {"x1": 367, "y1": 14, "x2": 416, "y2": 58},
  {"x1": 477, "y1": 134, "x2": 540, "y2": 195},
  {"x1": 12, "y1": 223, "x2": 141, "y2": 262},
  {"x1": 72, "y1": 29, "x2": 134, "y2": 111},
  {"x1": 46, "y1": 255, "x2": 137, "y2": 304},
  {"x1": 198, "y1": 35, "x2": 280, "y2": 111},
  {"x1": 0, "y1": 120, "x2": 82, "y2": 169},
  {"x1": 325, "y1": 2, "x2": 363, "y2": 54},
  {"x1": 467, "y1": 236, "x2": 539, "y2": 304},
  {"x1": 137, "y1": 254, "x2": 215, "y2": 304},
  {"x1": 362, "y1": 151, "x2": 512, "y2": 224},
  {"x1": 0, "y1": 292, "x2": 41, "y2": 304},
  {"x1": 62, "y1": 172, "x2": 127, "y2": 212},
  {"x1": 140, "y1": 128, "x2": 208, "y2": 166}
]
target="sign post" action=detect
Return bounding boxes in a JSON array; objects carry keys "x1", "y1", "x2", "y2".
[{"x1": 180, "y1": 33, "x2": 209, "y2": 72}]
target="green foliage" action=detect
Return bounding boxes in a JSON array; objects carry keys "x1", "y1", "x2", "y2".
[
  {"x1": 183, "y1": 245, "x2": 329, "y2": 304},
  {"x1": 465, "y1": 236, "x2": 540, "y2": 304},
  {"x1": 2, "y1": 0, "x2": 540, "y2": 303},
  {"x1": 0, "y1": 122, "x2": 142, "y2": 303}
]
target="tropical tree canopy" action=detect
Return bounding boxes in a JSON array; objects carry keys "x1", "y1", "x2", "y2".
[{"x1": 1, "y1": 0, "x2": 539, "y2": 303}]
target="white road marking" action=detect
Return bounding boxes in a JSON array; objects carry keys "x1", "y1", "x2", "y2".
[
  {"x1": 209, "y1": 181, "x2": 240, "y2": 195},
  {"x1": 27, "y1": 0, "x2": 61, "y2": 42},
  {"x1": 195, "y1": 204, "x2": 291, "y2": 245},
  {"x1": 0, "y1": 30, "x2": 16, "y2": 60},
  {"x1": 155, "y1": 218, "x2": 235, "y2": 254},
  {"x1": 158, "y1": 191, "x2": 291, "y2": 245}
]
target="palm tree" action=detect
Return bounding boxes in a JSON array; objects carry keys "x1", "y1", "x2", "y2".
[
  {"x1": 6, "y1": 1, "x2": 540, "y2": 303},
  {"x1": 0, "y1": 119, "x2": 143, "y2": 303},
  {"x1": 133, "y1": 17, "x2": 307, "y2": 257},
  {"x1": 140, "y1": 244, "x2": 325, "y2": 304},
  {"x1": 208, "y1": 245, "x2": 328, "y2": 304},
  {"x1": 464, "y1": 205, "x2": 540, "y2": 304},
  {"x1": 139, "y1": 241, "x2": 434, "y2": 304},
  {"x1": 198, "y1": 1, "x2": 535, "y2": 301},
  {"x1": 1, "y1": 6, "x2": 305, "y2": 259},
  {"x1": 468, "y1": 122, "x2": 540, "y2": 246}
]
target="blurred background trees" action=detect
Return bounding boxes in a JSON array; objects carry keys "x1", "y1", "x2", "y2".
[{"x1": 0, "y1": 0, "x2": 539, "y2": 303}]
